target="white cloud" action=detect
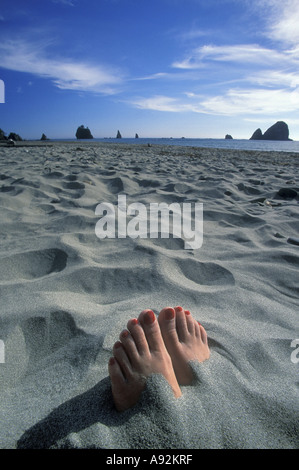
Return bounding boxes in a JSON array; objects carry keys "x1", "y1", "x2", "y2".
[
  {"x1": 129, "y1": 86, "x2": 299, "y2": 118},
  {"x1": 250, "y1": 71, "x2": 299, "y2": 89},
  {"x1": 259, "y1": 0, "x2": 299, "y2": 46},
  {"x1": 0, "y1": 40, "x2": 123, "y2": 94},
  {"x1": 129, "y1": 95, "x2": 201, "y2": 113},
  {"x1": 200, "y1": 88, "x2": 299, "y2": 115},
  {"x1": 172, "y1": 43, "x2": 296, "y2": 69}
]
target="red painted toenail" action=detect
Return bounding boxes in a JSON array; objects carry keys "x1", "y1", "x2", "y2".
[
  {"x1": 144, "y1": 310, "x2": 155, "y2": 325},
  {"x1": 115, "y1": 341, "x2": 122, "y2": 348},
  {"x1": 175, "y1": 306, "x2": 184, "y2": 311},
  {"x1": 131, "y1": 318, "x2": 139, "y2": 326},
  {"x1": 109, "y1": 357, "x2": 115, "y2": 366},
  {"x1": 185, "y1": 310, "x2": 191, "y2": 315},
  {"x1": 121, "y1": 330, "x2": 129, "y2": 338},
  {"x1": 165, "y1": 308, "x2": 175, "y2": 320},
  {"x1": 197, "y1": 321, "x2": 201, "y2": 326}
]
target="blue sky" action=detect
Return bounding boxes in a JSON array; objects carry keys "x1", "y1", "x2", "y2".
[{"x1": 0, "y1": 0, "x2": 299, "y2": 139}]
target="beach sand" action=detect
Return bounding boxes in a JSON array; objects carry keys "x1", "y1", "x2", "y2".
[{"x1": 0, "y1": 141, "x2": 298, "y2": 449}]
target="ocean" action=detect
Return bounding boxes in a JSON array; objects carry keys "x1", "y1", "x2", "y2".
[{"x1": 65, "y1": 137, "x2": 299, "y2": 153}]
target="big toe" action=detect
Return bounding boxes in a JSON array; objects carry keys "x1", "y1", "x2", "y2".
[
  {"x1": 138, "y1": 309, "x2": 165, "y2": 352},
  {"x1": 158, "y1": 307, "x2": 179, "y2": 346}
]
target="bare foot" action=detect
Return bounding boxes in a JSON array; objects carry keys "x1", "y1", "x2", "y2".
[
  {"x1": 108, "y1": 309, "x2": 182, "y2": 412},
  {"x1": 158, "y1": 306, "x2": 210, "y2": 385}
]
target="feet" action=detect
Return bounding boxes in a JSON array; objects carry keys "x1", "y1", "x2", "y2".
[
  {"x1": 158, "y1": 306, "x2": 210, "y2": 385},
  {"x1": 108, "y1": 307, "x2": 210, "y2": 411},
  {"x1": 108, "y1": 309, "x2": 181, "y2": 412}
]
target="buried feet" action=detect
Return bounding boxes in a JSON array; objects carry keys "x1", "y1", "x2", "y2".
[
  {"x1": 108, "y1": 306, "x2": 210, "y2": 411},
  {"x1": 108, "y1": 309, "x2": 181, "y2": 412},
  {"x1": 158, "y1": 306, "x2": 210, "y2": 385}
]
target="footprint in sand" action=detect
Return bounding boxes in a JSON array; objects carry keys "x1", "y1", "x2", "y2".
[
  {"x1": 106, "y1": 176, "x2": 124, "y2": 194},
  {"x1": 21, "y1": 311, "x2": 86, "y2": 363},
  {"x1": 62, "y1": 175, "x2": 85, "y2": 189},
  {"x1": 0, "y1": 248, "x2": 68, "y2": 282},
  {"x1": 168, "y1": 258, "x2": 235, "y2": 287},
  {"x1": 0, "y1": 311, "x2": 86, "y2": 388}
]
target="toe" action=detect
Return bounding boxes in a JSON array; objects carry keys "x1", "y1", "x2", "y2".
[
  {"x1": 174, "y1": 306, "x2": 189, "y2": 341},
  {"x1": 138, "y1": 309, "x2": 165, "y2": 353},
  {"x1": 199, "y1": 324, "x2": 208, "y2": 345},
  {"x1": 113, "y1": 341, "x2": 133, "y2": 379},
  {"x1": 108, "y1": 356, "x2": 125, "y2": 387},
  {"x1": 158, "y1": 307, "x2": 179, "y2": 346},
  {"x1": 184, "y1": 309, "x2": 195, "y2": 335},
  {"x1": 127, "y1": 318, "x2": 149, "y2": 356},
  {"x1": 119, "y1": 329, "x2": 140, "y2": 366}
]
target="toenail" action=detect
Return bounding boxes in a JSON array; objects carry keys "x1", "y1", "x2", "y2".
[
  {"x1": 131, "y1": 318, "x2": 139, "y2": 326},
  {"x1": 144, "y1": 310, "x2": 155, "y2": 325},
  {"x1": 175, "y1": 306, "x2": 184, "y2": 312},
  {"x1": 115, "y1": 341, "x2": 122, "y2": 348},
  {"x1": 185, "y1": 310, "x2": 191, "y2": 316},
  {"x1": 121, "y1": 330, "x2": 129, "y2": 338},
  {"x1": 109, "y1": 357, "x2": 116, "y2": 366},
  {"x1": 165, "y1": 308, "x2": 175, "y2": 320},
  {"x1": 197, "y1": 321, "x2": 201, "y2": 326}
]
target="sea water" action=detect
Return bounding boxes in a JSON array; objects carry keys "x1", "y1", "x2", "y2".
[{"x1": 59, "y1": 137, "x2": 299, "y2": 153}]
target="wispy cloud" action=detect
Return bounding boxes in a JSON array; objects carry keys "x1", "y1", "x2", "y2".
[
  {"x1": 129, "y1": 95, "x2": 201, "y2": 113},
  {"x1": 129, "y1": 86, "x2": 299, "y2": 117},
  {"x1": 258, "y1": 0, "x2": 299, "y2": 46},
  {"x1": 172, "y1": 43, "x2": 297, "y2": 70},
  {"x1": 200, "y1": 88, "x2": 299, "y2": 115},
  {"x1": 0, "y1": 40, "x2": 123, "y2": 94}
]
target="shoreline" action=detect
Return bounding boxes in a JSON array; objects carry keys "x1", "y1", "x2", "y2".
[{"x1": 1, "y1": 138, "x2": 299, "y2": 155}]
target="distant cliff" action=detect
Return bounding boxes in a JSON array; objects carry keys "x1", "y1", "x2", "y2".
[
  {"x1": 250, "y1": 121, "x2": 291, "y2": 141},
  {"x1": 76, "y1": 125, "x2": 93, "y2": 139}
]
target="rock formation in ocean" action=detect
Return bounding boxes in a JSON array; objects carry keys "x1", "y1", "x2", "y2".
[
  {"x1": 116, "y1": 130, "x2": 122, "y2": 139},
  {"x1": 135, "y1": 133, "x2": 139, "y2": 139},
  {"x1": 8, "y1": 132, "x2": 22, "y2": 141},
  {"x1": 40, "y1": 133, "x2": 49, "y2": 141},
  {"x1": 75, "y1": 125, "x2": 93, "y2": 139},
  {"x1": 0, "y1": 129, "x2": 23, "y2": 141},
  {"x1": 225, "y1": 134, "x2": 233, "y2": 140},
  {"x1": 263, "y1": 121, "x2": 290, "y2": 140},
  {"x1": 250, "y1": 128, "x2": 263, "y2": 140},
  {"x1": 250, "y1": 121, "x2": 291, "y2": 141}
]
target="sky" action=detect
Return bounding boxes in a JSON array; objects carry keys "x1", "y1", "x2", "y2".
[{"x1": 0, "y1": 0, "x2": 299, "y2": 140}]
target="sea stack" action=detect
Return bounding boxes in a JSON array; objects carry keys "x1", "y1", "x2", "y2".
[
  {"x1": 8, "y1": 132, "x2": 22, "y2": 141},
  {"x1": 225, "y1": 134, "x2": 233, "y2": 140},
  {"x1": 250, "y1": 121, "x2": 291, "y2": 141},
  {"x1": 263, "y1": 121, "x2": 290, "y2": 141},
  {"x1": 116, "y1": 130, "x2": 122, "y2": 139},
  {"x1": 250, "y1": 128, "x2": 263, "y2": 140},
  {"x1": 75, "y1": 125, "x2": 93, "y2": 139}
]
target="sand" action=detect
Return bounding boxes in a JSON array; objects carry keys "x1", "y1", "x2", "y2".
[{"x1": 0, "y1": 141, "x2": 298, "y2": 449}]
